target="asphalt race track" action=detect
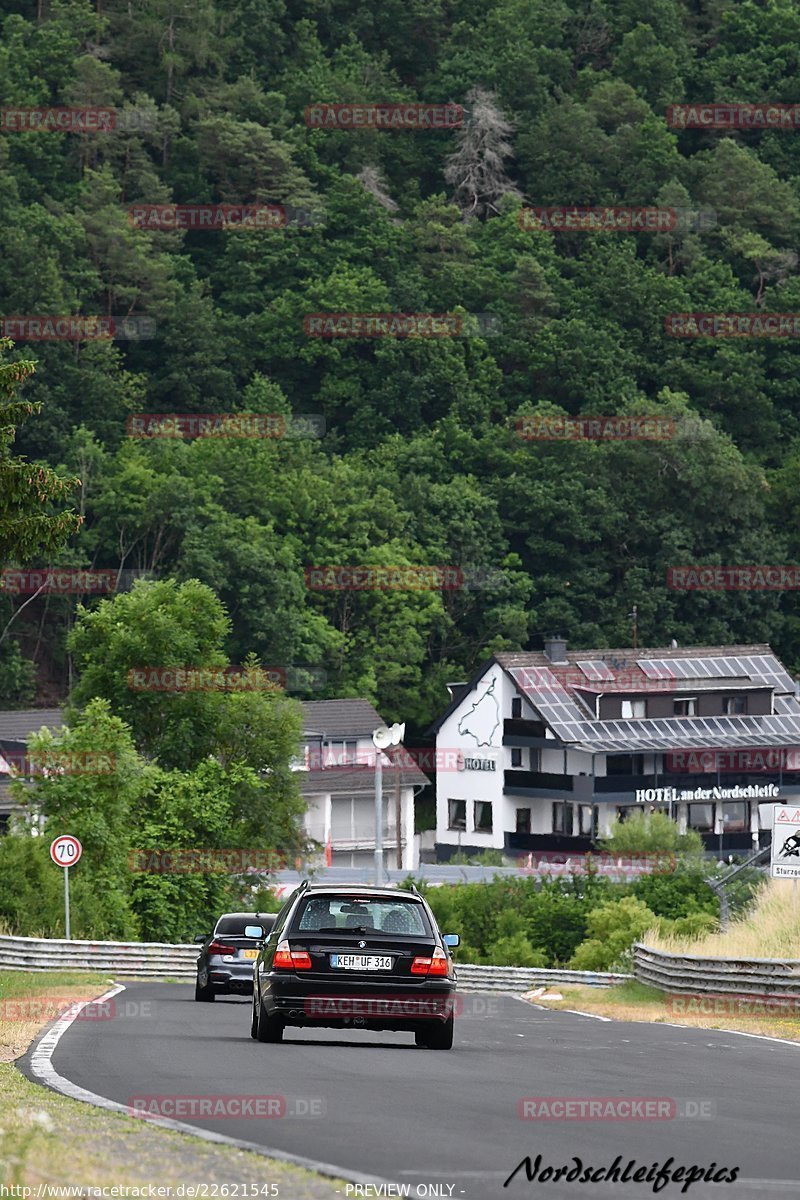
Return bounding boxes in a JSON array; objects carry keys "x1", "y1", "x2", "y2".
[{"x1": 20, "y1": 983, "x2": 800, "y2": 1199}]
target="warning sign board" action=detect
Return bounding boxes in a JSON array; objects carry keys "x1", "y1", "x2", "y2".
[{"x1": 770, "y1": 806, "x2": 800, "y2": 879}]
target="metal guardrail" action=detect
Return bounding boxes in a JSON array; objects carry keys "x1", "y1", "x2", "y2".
[
  {"x1": 455, "y1": 964, "x2": 631, "y2": 991},
  {"x1": 0, "y1": 935, "x2": 198, "y2": 978},
  {"x1": 633, "y1": 943, "x2": 800, "y2": 999},
  {"x1": 7, "y1": 935, "x2": 798, "y2": 1000},
  {"x1": 0, "y1": 934, "x2": 629, "y2": 989}
]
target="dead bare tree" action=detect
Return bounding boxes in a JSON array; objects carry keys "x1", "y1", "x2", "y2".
[
  {"x1": 444, "y1": 87, "x2": 521, "y2": 219},
  {"x1": 356, "y1": 166, "x2": 399, "y2": 213}
]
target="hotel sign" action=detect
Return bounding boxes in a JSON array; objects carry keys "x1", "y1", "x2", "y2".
[
  {"x1": 458, "y1": 755, "x2": 496, "y2": 772},
  {"x1": 635, "y1": 783, "x2": 780, "y2": 804}
]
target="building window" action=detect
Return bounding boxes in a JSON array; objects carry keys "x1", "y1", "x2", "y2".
[
  {"x1": 722, "y1": 801, "x2": 749, "y2": 832},
  {"x1": 511, "y1": 696, "x2": 522, "y2": 719},
  {"x1": 516, "y1": 807, "x2": 531, "y2": 834},
  {"x1": 529, "y1": 748, "x2": 541, "y2": 771},
  {"x1": 323, "y1": 739, "x2": 358, "y2": 764},
  {"x1": 673, "y1": 698, "x2": 697, "y2": 716},
  {"x1": 474, "y1": 801, "x2": 493, "y2": 833},
  {"x1": 448, "y1": 799, "x2": 467, "y2": 830},
  {"x1": 688, "y1": 803, "x2": 714, "y2": 832},
  {"x1": 723, "y1": 695, "x2": 747, "y2": 715},
  {"x1": 579, "y1": 805, "x2": 596, "y2": 837},
  {"x1": 552, "y1": 802, "x2": 574, "y2": 835},
  {"x1": 511, "y1": 748, "x2": 523, "y2": 768},
  {"x1": 621, "y1": 699, "x2": 646, "y2": 719},
  {"x1": 606, "y1": 754, "x2": 645, "y2": 776}
]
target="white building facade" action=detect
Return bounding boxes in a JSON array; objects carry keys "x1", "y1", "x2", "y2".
[
  {"x1": 431, "y1": 641, "x2": 800, "y2": 859},
  {"x1": 297, "y1": 699, "x2": 428, "y2": 870}
]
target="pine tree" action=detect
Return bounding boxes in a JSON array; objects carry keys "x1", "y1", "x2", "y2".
[{"x1": 0, "y1": 340, "x2": 82, "y2": 562}]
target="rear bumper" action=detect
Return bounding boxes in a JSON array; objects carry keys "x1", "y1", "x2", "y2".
[
  {"x1": 262, "y1": 973, "x2": 456, "y2": 1027},
  {"x1": 207, "y1": 964, "x2": 255, "y2": 993}
]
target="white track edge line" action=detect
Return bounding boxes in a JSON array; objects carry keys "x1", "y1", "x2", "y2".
[
  {"x1": 518, "y1": 995, "x2": 800, "y2": 1040},
  {"x1": 24, "y1": 981, "x2": 393, "y2": 1188}
]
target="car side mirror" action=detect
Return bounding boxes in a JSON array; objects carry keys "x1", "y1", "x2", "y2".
[
  {"x1": 443, "y1": 933, "x2": 460, "y2": 948},
  {"x1": 194, "y1": 935, "x2": 207, "y2": 944},
  {"x1": 244, "y1": 924, "x2": 264, "y2": 939}
]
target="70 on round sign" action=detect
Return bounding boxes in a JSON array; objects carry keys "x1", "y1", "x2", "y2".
[{"x1": 50, "y1": 835, "x2": 82, "y2": 866}]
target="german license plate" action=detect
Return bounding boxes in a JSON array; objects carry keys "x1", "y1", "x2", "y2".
[
  {"x1": 330, "y1": 954, "x2": 393, "y2": 971},
  {"x1": 242, "y1": 949, "x2": 259, "y2": 960}
]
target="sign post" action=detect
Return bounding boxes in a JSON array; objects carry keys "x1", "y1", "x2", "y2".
[
  {"x1": 50, "y1": 835, "x2": 82, "y2": 939},
  {"x1": 769, "y1": 805, "x2": 800, "y2": 884}
]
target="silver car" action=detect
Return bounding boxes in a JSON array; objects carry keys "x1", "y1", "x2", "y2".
[{"x1": 195, "y1": 911, "x2": 276, "y2": 1001}]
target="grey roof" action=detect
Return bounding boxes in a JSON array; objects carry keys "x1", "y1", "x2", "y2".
[
  {"x1": 301, "y1": 699, "x2": 384, "y2": 739},
  {"x1": 499, "y1": 646, "x2": 800, "y2": 753},
  {"x1": 300, "y1": 759, "x2": 429, "y2": 793},
  {"x1": 0, "y1": 709, "x2": 64, "y2": 741},
  {"x1": 430, "y1": 644, "x2": 800, "y2": 751}
]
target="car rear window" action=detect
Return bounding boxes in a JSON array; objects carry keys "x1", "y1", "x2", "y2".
[
  {"x1": 293, "y1": 896, "x2": 429, "y2": 936},
  {"x1": 215, "y1": 915, "x2": 261, "y2": 937}
]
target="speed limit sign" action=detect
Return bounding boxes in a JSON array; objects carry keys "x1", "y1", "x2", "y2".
[
  {"x1": 50, "y1": 835, "x2": 82, "y2": 866},
  {"x1": 50, "y1": 835, "x2": 82, "y2": 939}
]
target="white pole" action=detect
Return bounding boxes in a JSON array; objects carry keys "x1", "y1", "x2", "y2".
[
  {"x1": 64, "y1": 865, "x2": 71, "y2": 939},
  {"x1": 374, "y1": 750, "x2": 383, "y2": 886}
]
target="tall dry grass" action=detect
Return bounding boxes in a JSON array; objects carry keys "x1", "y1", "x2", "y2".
[{"x1": 646, "y1": 879, "x2": 800, "y2": 959}]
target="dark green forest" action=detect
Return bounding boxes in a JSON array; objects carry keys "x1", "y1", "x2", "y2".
[{"x1": 3, "y1": 0, "x2": 800, "y2": 732}]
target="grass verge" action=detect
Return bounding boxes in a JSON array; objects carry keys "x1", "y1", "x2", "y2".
[
  {"x1": 528, "y1": 979, "x2": 800, "y2": 1041},
  {"x1": 0, "y1": 971, "x2": 345, "y2": 1196},
  {"x1": 647, "y1": 878, "x2": 800, "y2": 959}
]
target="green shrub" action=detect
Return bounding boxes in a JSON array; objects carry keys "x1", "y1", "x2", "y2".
[
  {"x1": 600, "y1": 811, "x2": 705, "y2": 860},
  {"x1": 569, "y1": 896, "x2": 658, "y2": 971},
  {"x1": 657, "y1": 911, "x2": 718, "y2": 940},
  {"x1": 631, "y1": 870, "x2": 718, "y2": 920},
  {"x1": 483, "y1": 933, "x2": 547, "y2": 967},
  {"x1": 482, "y1": 909, "x2": 547, "y2": 967}
]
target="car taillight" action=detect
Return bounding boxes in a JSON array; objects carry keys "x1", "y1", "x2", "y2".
[
  {"x1": 273, "y1": 940, "x2": 312, "y2": 970},
  {"x1": 207, "y1": 940, "x2": 236, "y2": 955},
  {"x1": 411, "y1": 948, "x2": 450, "y2": 977}
]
